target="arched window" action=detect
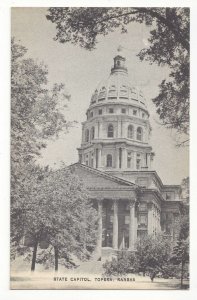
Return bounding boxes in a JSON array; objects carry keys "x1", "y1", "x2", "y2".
[
  {"x1": 137, "y1": 127, "x2": 143, "y2": 141},
  {"x1": 108, "y1": 124, "x2": 114, "y2": 138},
  {"x1": 90, "y1": 127, "x2": 95, "y2": 140},
  {"x1": 127, "y1": 125, "x2": 134, "y2": 139},
  {"x1": 106, "y1": 154, "x2": 112, "y2": 167},
  {"x1": 85, "y1": 129, "x2": 89, "y2": 142}
]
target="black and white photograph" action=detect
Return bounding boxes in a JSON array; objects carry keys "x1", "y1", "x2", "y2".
[{"x1": 9, "y1": 5, "x2": 190, "y2": 290}]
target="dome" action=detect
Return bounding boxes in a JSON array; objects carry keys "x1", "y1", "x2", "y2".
[{"x1": 90, "y1": 54, "x2": 147, "y2": 110}]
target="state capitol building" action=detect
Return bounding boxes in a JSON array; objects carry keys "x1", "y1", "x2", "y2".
[{"x1": 70, "y1": 51, "x2": 183, "y2": 258}]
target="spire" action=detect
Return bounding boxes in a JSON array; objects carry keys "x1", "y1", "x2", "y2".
[{"x1": 111, "y1": 46, "x2": 128, "y2": 74}]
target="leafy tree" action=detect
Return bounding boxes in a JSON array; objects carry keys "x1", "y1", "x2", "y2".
[
  {"x1": 11, "y1": 39, "x2": 98, "y2": 273},
  {"x1": 135, "y1": 234, "x2": 173, "y2": 281},
  {"x1": 12, "y1": 166, "x2": 98, "y2": 272},
  {"x1": 170, "y1": 178, "x2": 189, "y2": 288},
  {"x1": 103, "y1": 234, "x2": 173, "y2": 281},
  {"x1": 103, "y1": 251, "x2": 137, "y2": 276},
  {"x1": 11, "y1": 37, "x2": 73, "y2": 217},
  {"x1": 172, "y1": 177, "x2": 189, "y2": 241},
  {"x1": 11, "y1": 38, "x2": 71, "y2": 263},
  {"x1": 170, "y1": 239, "x2": 189, "y2": 288},
  {"x1": 46, "y1": 7, "x2": 189, "y2": 143},
  {"x1": 181, "y1": 177, "x2": 189, "y2": 204}
]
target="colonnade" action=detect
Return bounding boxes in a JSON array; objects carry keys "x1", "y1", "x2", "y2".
[{"x1": 97, "y1": 199, "x2": 136, "y2": 251}]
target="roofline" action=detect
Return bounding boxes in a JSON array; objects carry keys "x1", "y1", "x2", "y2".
[{"x1": 107, "y1": 170, "x2": 181, "y2": 190}]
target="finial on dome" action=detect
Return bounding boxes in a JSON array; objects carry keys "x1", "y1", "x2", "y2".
[{"x1": 117, "y1": 45, "x2": 123, "y2": 52}]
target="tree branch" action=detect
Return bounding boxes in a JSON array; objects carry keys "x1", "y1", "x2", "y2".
[{"x1": 94, "y1": 8, "x2": 189, "y2": 52}]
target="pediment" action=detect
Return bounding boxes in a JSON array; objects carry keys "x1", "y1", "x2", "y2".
[{"x1": 69, "y1": 163, "x2": 136, "y2": 190}]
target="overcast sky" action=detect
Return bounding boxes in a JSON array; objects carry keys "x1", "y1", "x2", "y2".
[{"x1": 11, "y1": 7, "x2": 189, "y2": 185}]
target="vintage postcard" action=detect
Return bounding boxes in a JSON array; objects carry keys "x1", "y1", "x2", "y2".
[{"x1": 10, "y1": 6, "x2": 189, "y2": 290}]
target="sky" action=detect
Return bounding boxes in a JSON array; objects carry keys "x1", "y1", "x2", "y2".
[{"x1": 11, "y1": 7, "x2": 189, "y2": 185}]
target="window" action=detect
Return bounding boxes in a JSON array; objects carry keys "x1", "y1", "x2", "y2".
[
  {"x1": 127, "y1": 152, "x2": 132, "y2": 168},
  {"x1": 119, "y1": 148, "x2": 122, "y2": 168},
  {"x1": 106, "y1": 154, "x2": 112, "y2": 167},
  {"x1": 98, "y1": 109, "x2": 102, "y2": 115},
  {"x1": 137, "y1": 127, "x2": 143, "y2": 141},
  {"x1": 136, "y1": 153, "x2": 141, "y2": 170},
  {"x1": 85, "y1": 154, "x2": 89, "y2": 166},
  {"x1": 109, "y1": 108, "x2": 114, "y2": 114},
  {"x1": 139, "y1": 203, "x2": 147, "y2": 212},
  {"x1": 85, "y1": 129, "x2": 89, "y2": 142},
  {"x1": 108, "y1": 124, "x2": 114, "y2": 138},
  {"x1": 142, "y1": 113, "x2": 145, "y2": 118},
  {"x1": 138, "y1": 214, "x2": 147, "y2": 225},
  {"x1": 90, "y1": 111, "x2": 93, "y2": 118},
  {"x1": 133, "y1": 109, "x2": 137, "y2": 116},
  {"x1": 91, "y1": 153, "x2": 94, "y2": 167},
  {"x1": 121, "y1": 108, "x2": 126, "y2": 114},
  {"x1": 127, "y1": 125, "x2": 134, "y2": 139},
  {"x1": 108, "y1": 85, "x2": 117, "y2": 97},
  {"x1": 90, "y1": 127, "x2": 95, "y2": 140},
  {"x1": 96, "y1": 149, "x2": 98, "y2": 168},
  {"x1": 98, "y1": 87, "x2": 106, "y2": 99}
]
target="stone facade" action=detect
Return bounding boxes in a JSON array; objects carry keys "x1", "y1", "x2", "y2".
[{"x1": 72, "y1": 52, "x2": 183, "y2": 258}]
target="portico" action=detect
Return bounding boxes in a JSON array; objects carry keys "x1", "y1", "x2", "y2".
[{"x1": 96, "y1": 198, "x2": 137, "y2": 252}]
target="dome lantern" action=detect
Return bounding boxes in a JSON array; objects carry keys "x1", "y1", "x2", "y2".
[{"x1": 111, "y1": 54, "x2": 128, "y2": 74}]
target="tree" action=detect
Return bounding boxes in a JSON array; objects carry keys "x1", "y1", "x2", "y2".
[
  {"x1": 135, "y1": 234, "x2": 173, "y2": 281},
  {"x1": 11, "y1": 38, "x2": 73, "y2": 213},
  {"x1": 181, "y1": 177, "x2": 189, "y2": 204},
  {"x1": 170, "y1": 239, "x2": 189, "y2": 288},
  {"x1": 103, "y1": 234, "x2": 173, "y2": 281},
  {"x1": 11, "y1": 166, "x2": 98, "y2": 272},
  {"x1": 11, "y1": 38, "x2": 73, "y2": 170},
  {"x1": 103, "y1": 251, "x2": 137, "y2": 276},
  {"x1": 10, "y1": 38, "x2": 76, "y2": 269},
  {"x1": 46, "y1": 7, "x2": 189, "y2": 143},
  {"x1": 170, "y1": 177, "x2": 189, "y2": 288}
]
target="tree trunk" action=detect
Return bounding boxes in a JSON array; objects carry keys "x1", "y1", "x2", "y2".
[
  {"x1": 31, "y1": 241, "x2": 38, "y2": 272},
  {"x1": 54, "y1": 246, "x2": 59, "y2": 272}
]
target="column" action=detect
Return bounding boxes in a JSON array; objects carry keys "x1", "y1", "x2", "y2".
[
  {"x1": 95, "y1": 122, "x2": 99, "y2": 139},
  {"x1": 117, "y1": 119, "x2": 121, "y2": 138},
  {"x1": 147, "y1": 153, "x2": 151, "y2": 170},
  {"x1": 129, "y1": 201, "x2": 135, "y2": 251},
  {"x1": 153, "y1": 205, "x2": 156, "y2": 235},
  {"x1": 147, "y1": 202, "x2": 153, "y2": 235},
  {"x1": 98, "y1": 148, "x2": 102, "y2": 168},
  {"x1": 93, "y1": 149, "x2": 96, "y2": 168},
  {"x1": 122, "y1": 147, "x2": 127, "y2": 169},
  {"x1": 99, "y1": 122, "x2": 103, "y2": 139},
  {"x1": 97, "y1": 200, "x2": 103, "y2": 250},
  {"x1": 116, "y1": 148, "x2": 119, "y2": 169},
  {"x1": 113, "y1": 200, "x2": 118, "y2": 249},
  {"x1": 133, "y1": 152, "x2": 136, "y2": 170}
]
